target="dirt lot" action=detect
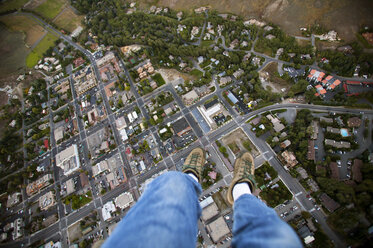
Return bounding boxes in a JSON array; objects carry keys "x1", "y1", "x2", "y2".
[
  {"x1": 53, "y1": 7, "x2": 84, "y2": 32},
  {"x1": 0, "y1": 15, "x2": 46, "y2": 47},
  {"x1": 295, "y1": 38, "x2": 311, "y2": 47},
  {"x1": 221, "y1": 128, "x2": 260, "y2": 158},
  {"x1": 138, "y1": 0, "x2": 373, "y2": 42},
  {"x1": 67, "y1": 221, "x2": 83, "y2": 243},
  {"x1": 259, "y1": 62, "x2": 290, "y2": 93},
  {"x1": 158, "y1": 68, "x2": 194, "y2": 85}
]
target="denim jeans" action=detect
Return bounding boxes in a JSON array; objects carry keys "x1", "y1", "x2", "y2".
[{"x1": 103, "y1": 171, "x2": 302, "y2": 248}]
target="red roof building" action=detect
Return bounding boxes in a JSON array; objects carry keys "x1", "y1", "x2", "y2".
[{"x1": 43, "y1": 139, "x2": 49, "y2": 149}]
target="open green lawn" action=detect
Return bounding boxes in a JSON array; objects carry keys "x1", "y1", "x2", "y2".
[
  {"x1": 34, "y1": 0, "x2": 66, "y2": 20},
  {"x1": 26, "y1": 32, "x2": 59, "y2": 68},
  {"x1": 0, "y1": 0, "x2": 28, "y2": 13}
]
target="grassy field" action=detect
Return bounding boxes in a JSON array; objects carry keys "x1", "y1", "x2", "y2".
[
  {"x1": 26, "y1": 32, "x2": 59, "y2": 68},
  {"x1": 295, "y1": 38, "x2": 312, "y2": 47},
  {"x1": 32, "y1": 0, "x2": 66, "y2": 20},
  {"x1": 53, "y1": 7, "x2": 83, "y2": 32},
  {"x1": 0, "y1": 0, "x2": 28, "y2": 12},
  {"x1": 0, "y1": 15, "x2": 45, "y2": 47}
]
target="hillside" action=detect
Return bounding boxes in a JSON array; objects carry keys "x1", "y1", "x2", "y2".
[{"x1": 138, "y1": 0, "x2": 373, "y2": 42}]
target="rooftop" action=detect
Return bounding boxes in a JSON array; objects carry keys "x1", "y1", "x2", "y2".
[
  {"x1": 206, "y1": 216, "x2": 231, "y2": 243},
  {"x1": 201, "y1": 202, "x2": 219, "y2": 222},
  {"x1": 319, "y1": 193, "x2": 340, "y2": 213},
  {"x1": 55, "y1": 144, "x2": 80, "y2": 176},
  {"x1": 172, "y1": 117, "x2": 191, "y2": 135},
  {"x1": 114, "y1": 192, "x2": 134, "y2": 209}
]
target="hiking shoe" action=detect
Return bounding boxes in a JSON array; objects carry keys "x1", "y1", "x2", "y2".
[
  {"x1": 227, "y1": 152, "x2": 256, "y2": 205},
  {"x1": 182, "y1": 148, "x2": 206, "y2": 182}
]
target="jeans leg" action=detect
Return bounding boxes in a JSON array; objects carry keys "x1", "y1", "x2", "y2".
[
  {"x1": 232, "y1": 194, "x2": 303, "y2": 248},
  {"x1": 102, "y1": 171, "x2": 202, "y2": 248}
]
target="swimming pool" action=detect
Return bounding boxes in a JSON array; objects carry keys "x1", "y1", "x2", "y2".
[{"x1": 340, "y1": 128, "x2": 349, "y2": 137}]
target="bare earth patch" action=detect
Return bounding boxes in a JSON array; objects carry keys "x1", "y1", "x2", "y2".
[
  {"x1": 259, "y1": 62, "x2": 290, "y2": 93},
  {"x1": 221, "y1": 128, "x2": 260, "y2": 158},
  {"x1": 158, "y1": 68, "x2": 194, "y2": 85},
  {"x1": 67, "y1": 221, "x2": 83, "y2": 243}
]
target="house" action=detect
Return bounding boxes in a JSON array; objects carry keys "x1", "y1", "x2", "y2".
[
  {"x1": 296, "y1": 167, "x2": 309, "y2": 179},
  {"x1": 320, "y1": 117, "x2": 333, "y2": 124},
  {"x1": 265, "y1": 34, "x2": 275, "y2": 40},
  {"x1": 280, "y1": 140, "x2": 291, "y2": 149},
  {"x1": 281, "y1": 150, "x2": 298, "y2": 168},
  {"x1": 319, "y1": 193, "x2": 340, "y2": 213},
  {"x1": 219, "y1": 76, "x2": 232, "y2": 86},
  {"x1": 347, "y1": 117, "x2": 362, "y2": 128},
  {"x1": 307, "y1": 140, "x2": 315, "y2": 161},
  {"x1": 307, "y1": 69, "x2": 325, "y2": 83},
  {"x1": 324, "y1": 139, "x2": 350, "y2": 149},
  {"x1": 352, "y1": 159, "x2": 363, "y2": 182},
  {"x1": 233, "y1": 69, "x2": 244, "y2": 79},
  {"x1": 310, "y1": 121, "x2": 318, "y2": 139},
  {"x1": 329, "y1": 162, "x2": 340, "y2": 180}
]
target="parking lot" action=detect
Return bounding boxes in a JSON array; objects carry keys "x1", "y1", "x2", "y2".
[{"x1": 275, "y1": 200, "x2": 301, "y2": 222}]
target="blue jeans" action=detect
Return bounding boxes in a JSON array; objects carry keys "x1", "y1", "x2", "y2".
[{"x1": 103, "y1": 171, "x2": 302, "y2": 248}]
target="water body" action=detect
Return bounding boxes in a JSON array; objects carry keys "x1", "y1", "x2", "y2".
[{"x1": 0, "y1": 23, "x2": 29, "y2": 78}]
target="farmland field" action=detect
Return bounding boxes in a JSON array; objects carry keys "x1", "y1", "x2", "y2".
[
  {"x1": 53, "y1": 7, "x2": 84, "y2": 32},
  {"x1": 28, "y1": 0, "x2": 67, "y2": 20},
  {"x1": 26, "y1": 32, "x2": 59, "y2": 68}
]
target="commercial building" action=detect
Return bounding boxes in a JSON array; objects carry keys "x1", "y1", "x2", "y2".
[
  {"x1": 102, "y1": 201, "x2": 116, "y2": 221},
  {"x1": 12, "y1": 218, "x2": 23, "y2": 240},
  {"x1": 73, "y1": 66, "x2": 97, "y2": 96},
  {"x1": 206, "y1": 217, "x2": 231, "y2": 243},
  {"x1": 197, "y1": 101, "x2": 226, "y2": 129},
  {"x1": 55, "y1": 144, "x2": 81, "y2": 176},
  {"x1": 7, "y1": 192, "x2": 21, "y2": 208},
  {"x1": 115, "y1": 117, "x2": 127, "y2": 130},
  {"x1": 201, "y1": 202, "x2": 219, "y2": 222},
  {"x1": 182, "y1": 90, "x2": 199, "y2": 105},
  {"x1": 172, "y1": 117, "x2": 192, "y2": 137},
  {"x1": 54, "y1": 79, "x2": 70, "y2": 99},
  {"x1": 39, "y1": 191, "x2": 55, "y2": 211},
  {"x1": 64, "y1": 178, "x2": 76, "y2": 196},
  {"x1": 26, "y1": 174, "x2": 53, "y2": 196},
  {"x1": 114, "y1": 192, "x2": 134, "y2": 210},
  {"x1": 92, "y1": 160, "x2": 109, "y2": 177}
]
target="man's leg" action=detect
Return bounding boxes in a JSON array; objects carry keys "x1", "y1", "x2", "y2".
[
  {"x1": 102, "y1": 171, "x2": 202, "y2": 248},
  {"x1": 233, "y1": 194, "x2": 302, "y2": 247},
  {"x1": 103, "y1": 148, "x2": 206, "y2": 248},
  {"x1": 227, "y1": 153, "x2": 302, "y2": 248}
]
